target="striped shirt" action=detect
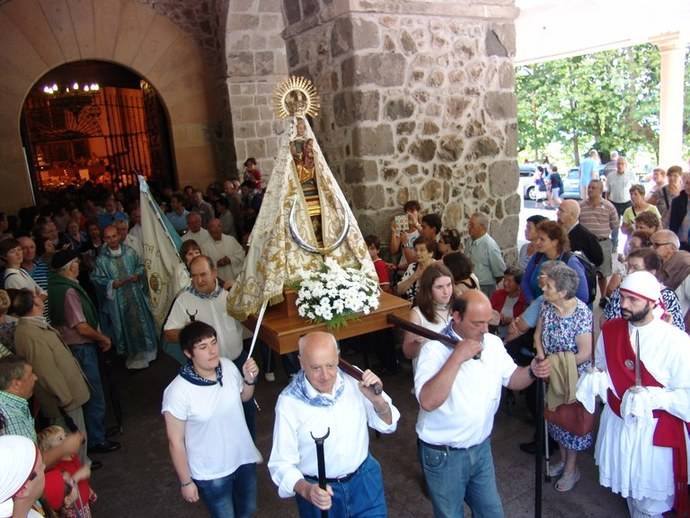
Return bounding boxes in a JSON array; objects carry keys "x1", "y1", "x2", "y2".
[
  {"x1": 579, "y1": 198, "x2": 619, "y2": 239},
  {"x1": 0, "y1": 390, "x2": 36, "y2": 442},
  {"x1": 26, "y1": 259, "x2": 49, "y2": 292},
  {"x1": 23, "y1": 260, "x2": 51, "y2": 322}
]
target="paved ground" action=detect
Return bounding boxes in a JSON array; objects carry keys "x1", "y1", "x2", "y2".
[
  {"x1": 90, "y1": 346, "x2": 628, "y2": 518},
  {"x1": 89, "y1": 192, "x2": 630, "y2": 516}
]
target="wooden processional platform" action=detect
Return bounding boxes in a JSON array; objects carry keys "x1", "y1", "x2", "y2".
[{"x1": 244, "y1": 291, "x2": 411, "y2": 354}]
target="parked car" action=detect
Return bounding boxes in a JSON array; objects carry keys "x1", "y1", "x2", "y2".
[
  {"x1": 519, "y1": 163, "x2": 537, "y2": 177},
  {"x1": 522, "y1": 168, "x2": 582, "y2": 201}
]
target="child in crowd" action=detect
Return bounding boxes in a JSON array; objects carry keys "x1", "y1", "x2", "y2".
[
  {"x1": 38, "y1": 425, "x2": 97, "y2": 517},
  {"x1": 364, "y1": 234, "x2": 391, "y2": 292},
  {"x1": 243, "y1": 157, "x2": 262, "y2": 187}
]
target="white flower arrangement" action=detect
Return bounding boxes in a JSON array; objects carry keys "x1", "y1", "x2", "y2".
[{"x1": 295, "y1": 257, "x2": 380, "y2": 329}]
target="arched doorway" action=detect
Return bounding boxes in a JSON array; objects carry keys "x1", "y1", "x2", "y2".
[{"x1": 20, "y1": 60, "x2": 175, "y2": 199}]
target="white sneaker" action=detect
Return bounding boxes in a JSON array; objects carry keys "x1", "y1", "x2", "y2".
[{"x1": 265, "y1": 372, "x2": 276, "y2": 382}]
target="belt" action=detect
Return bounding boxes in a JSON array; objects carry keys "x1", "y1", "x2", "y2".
[
  {"x1": 304, "y1": 459, "x2": 364, "y2": 484},
  {"x1": 417, "y1": 439, "x2": 469, "y2": 452},
  {"x1": 597, "y1": 236, "x2": 610, "y2": 242}
]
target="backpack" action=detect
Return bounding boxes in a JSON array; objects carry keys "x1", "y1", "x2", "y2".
[{"x1": 562, "y1": 251, "x2": 597, "y2": 304}]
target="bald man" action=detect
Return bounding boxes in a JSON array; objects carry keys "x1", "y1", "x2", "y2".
[
  {"x1": 268, "y1": 332, "x2": 400, "y2": 517},
  {"x1": 181, "y1": 212, "x2": 210, "y2": 246},
  {"x1": 415, "y1": 291, "x2": 550, "y2": 517},
  {"x1": 201, "y1": 218, "x2": 245, "y2": 285},
  {"x1": 651, "y1": 229, "x2": 690, "y2": 290},
  {"x1": 558, "y1": 200, "x2": 603, "y2": 267}
]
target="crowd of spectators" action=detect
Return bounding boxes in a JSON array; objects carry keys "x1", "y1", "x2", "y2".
[{"x1": 2, "y1": 149, "x2": 690, "y2": 511}]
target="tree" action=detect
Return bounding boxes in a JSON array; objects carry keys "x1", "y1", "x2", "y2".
[{"x1": 516, "y1": 43, "x2": 681, "y2": 165}]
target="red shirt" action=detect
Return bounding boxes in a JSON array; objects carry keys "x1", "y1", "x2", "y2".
[{"x1": 373, "y1": 258, "x2": 390, "y2": 286}]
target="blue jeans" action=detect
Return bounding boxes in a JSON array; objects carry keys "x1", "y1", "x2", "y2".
[
  {"x1": 194, "y1": 463, "x2": 257, "y2": 518},
  {"x1": 70, "y1": 343, "x2": 107, "y2": 445},
  {"x1": 233, "y1": 349, "x2": 256, "y2": 439},
  {"x1": 295, "y1": 454, "x2": 387, "y2": 518},
  {"x1": 418, "y1": 438, "x2": 504, "y2": 518}
]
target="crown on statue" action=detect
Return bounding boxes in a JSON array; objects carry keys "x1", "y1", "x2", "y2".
[{"x1": 273, "y1": 76, "x2": 320, "y2": 119}]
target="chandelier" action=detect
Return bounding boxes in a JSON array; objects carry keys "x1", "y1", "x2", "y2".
[{"x1": 42, "y1": 82, "x2": 100, "y2": 95}]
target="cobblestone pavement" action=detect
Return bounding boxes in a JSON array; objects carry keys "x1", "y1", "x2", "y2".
[{"x1": 90, "y1": 348, "x2": 627, "y2": 517}]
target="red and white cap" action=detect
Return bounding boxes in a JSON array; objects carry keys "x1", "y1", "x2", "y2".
[{"x1": 620, "y1": 271, "x2": 661, "y2": 304}]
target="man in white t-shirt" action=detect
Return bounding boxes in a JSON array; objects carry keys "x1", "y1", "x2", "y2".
[
  {"x1": 162, "y1": 321, "x2": 261, "y2": 517},
  {"x1": 415, "y1": 291, "x2": 550, "y2": 517},
  {"x1": 163, "y1": 255, "x2": 255, "y2": 435}
]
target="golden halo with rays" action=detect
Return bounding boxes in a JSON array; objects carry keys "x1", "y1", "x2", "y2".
[{"x1": 272, "y1": 76, "x2": 320, "y2": 119}]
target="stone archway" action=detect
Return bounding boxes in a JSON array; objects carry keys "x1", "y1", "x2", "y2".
[{"x1": 0, "y1": 0, "x2": 219, "y2": 212}]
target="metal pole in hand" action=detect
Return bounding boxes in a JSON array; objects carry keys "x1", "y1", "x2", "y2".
[
  {"x1": 543, "y1": 376, "x2": 551, "y2": 484},
  {"x1": 311, "y1": 428, "x2": 331, "y2": 518},
  {"x1": 535, "y1": 375, "x2": 545, "y2": 518}
]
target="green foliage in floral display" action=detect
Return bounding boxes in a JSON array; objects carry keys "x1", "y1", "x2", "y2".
[{"x1": 295, "y1": 258, "x2": 380, "y2": 330}]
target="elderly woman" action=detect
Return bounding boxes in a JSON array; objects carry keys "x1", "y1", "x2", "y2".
[
  {"x1": 535, "y1": 263, "x2": 592, "y2": 491},
  {"x1": 602, "y1": 247, "x2": 684, "y2": 330},
  {"x1": 437, "y1": 229, "x2": 461, "y2": 256},
  {"x1": 442, "y1": 251, "x2": 480, "y2": 297},
  {"x1": 621, "y1": 184, "x2": 661, "y2": 237},
  {"x1": 521, "y1": 221, "x2": 589, "y2": 304},
  {"x1": 518, "y1": 215, "x2": 548, "y2": 270}
]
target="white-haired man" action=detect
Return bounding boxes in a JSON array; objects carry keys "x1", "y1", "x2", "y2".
[
  {"x1": 181, "y1": 212, "x2": 210, "y2": 246},
  {"x1": 578, "y1": 271, "x2": 690, "y2": 518},
  {"x1": 467, "y1": 212, "x2": 505, "y2": 297},
  {"x1": 651, "y1": 229, "x2": 690, "y2": 291},
  {"x1": 268, "y1": 332, "x2": 400, "y2": 517}
]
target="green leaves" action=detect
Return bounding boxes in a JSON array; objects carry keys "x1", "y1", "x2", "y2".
[{"x1": 516, "y1": 43, "x2": 689, "y2": 163}]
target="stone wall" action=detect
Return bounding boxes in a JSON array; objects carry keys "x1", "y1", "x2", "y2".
[
  {"x1": 282, "y1": 1, "x2": 521, "y2": 263},
  {"x1": 223, "y1": 0, "x2": 288, "y2": 177}
]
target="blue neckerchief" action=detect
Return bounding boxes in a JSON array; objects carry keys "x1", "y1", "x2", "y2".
[
  {"x1": 283, "y1": 370, "x2": 344, "y2": 407},
  {"x1": 440, "y1": 321, "x2": 461, "y2": 349},
  {"x1": 188, "y1": 280, "x2": 223, "y2": 300},
  {"x1": 179, "y1": 361, "x2": 223, "y2": 386}
]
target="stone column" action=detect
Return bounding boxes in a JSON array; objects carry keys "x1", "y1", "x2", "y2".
[
  {"x1": 651, "y1": 32, "x2": 686, "y2": 169},
  {"x1": 282, "y1": 0, "x2": 521, "y2": 262},
  {"x1": 223, "y1": 0, "x2": 288, "y2": 176}
]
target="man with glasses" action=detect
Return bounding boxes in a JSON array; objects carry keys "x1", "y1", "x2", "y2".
[{"x1": 651, "y1": 230, "x2": 690, "y2": 291}]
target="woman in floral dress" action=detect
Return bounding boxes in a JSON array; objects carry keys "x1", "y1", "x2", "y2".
[{"x1": 535, "y1": 262, "x2": 592, "y2": 492}]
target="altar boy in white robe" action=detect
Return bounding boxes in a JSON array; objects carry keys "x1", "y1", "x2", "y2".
[
  {"x1": 202, "y1": 218, "x2": 245, "y2": 287},
  {"x1": 578, "y1": 271, "x2": 690, "y2": 518}
]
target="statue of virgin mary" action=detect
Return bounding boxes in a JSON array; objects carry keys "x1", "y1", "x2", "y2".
[{"x1": 227, "y1": 76, "x2": 375, "y2": 321}]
